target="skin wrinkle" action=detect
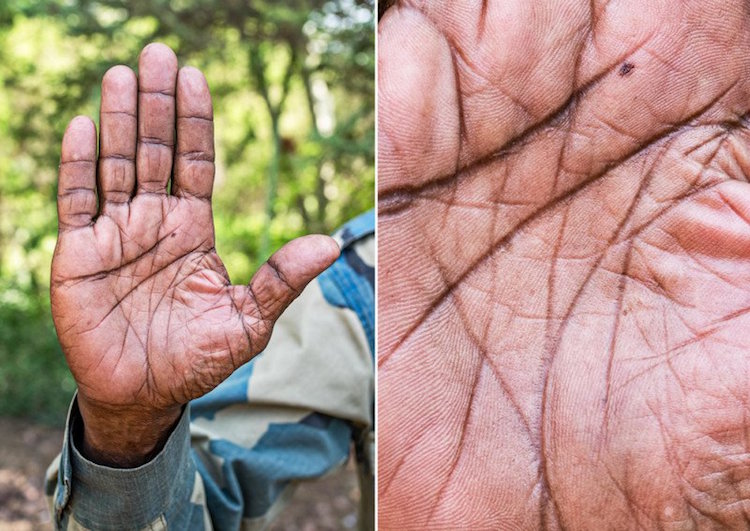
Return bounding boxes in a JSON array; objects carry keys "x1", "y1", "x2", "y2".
[
  {"x1": 378, "y1": 16, "x2": 655, "y2": 211},
  {"x1": 545, "y1": 205, "x2": 569, "y2": 357},
  {"x1": 139, "y1": 88, "x2": 176, "y2": 97},
  {"x1": 651, "y1": 404, "x2": 729, "y2": 528},
  {"x1": 569, "y1": 143, "x2": 669, "y2": 447},
  {"x1": 383, "y1": 253, "x2": 535, "y2": 521},
  {"x1": 600, "y1": 460, "x2": 652, "y2": 529},
  {"x1": 139, "y1": 137, "x2": 175, "y2": 148},
  {"x1": 425, "y1": 349, "x2": 481, "y2": 526},
  {"x1": 177, "y1": 151, "x2": 214, "y2": 162},
  {"x1": 380, "y1": 79, "x2": 743, "y2": 371},
  {"x1": 380, "y1": 236, "x2": 534, "y2": 501},
  {"x1": 444, "y1": 240, "x2": 536, "y2": 473},
  {"x1": 483, "y1": 171, "x2": 536, "y2": 438},
  {"x1": 658, "y1": 230, "x2": 740, "y2": 287},
  {"x1": 100, "y1": 110, "x2": 137, "y2": 120},
  {"x1": 551, "y1": 4, "x2": 593, "y2": 197},
  {"x1": 450, "y1": 48, "x2": 468, "y2": 144},
  {"x1": 649, "y1": 407, "x2": 690, "y2": 527},
  {"x1": 229, "y1": 288, "x2": 257, "y2": 364},
  {"x1": 477, "y1": 0, "x2": 488, "y2": 41},
  {"x1": 600, "y1": 238, "x2": 633, "y2": 444},
  {"x1": 58, "y1": 187, "x2": 96, "y2": 197},
  {"x1": 147, "y1": 251, "x2": 196, "y2": 356},
  {"x1": 57, "y1": 230, "x2": 192, "y2": 290},
  {"x1": 266, "y1": 255, "x2": 302, "y2": 299},
  {"x1": 178, "y1": 115, "x2": 213, "y2": 122},
  {"x1": 379, "y1": 1, "x2": 750, "y2": 528}
]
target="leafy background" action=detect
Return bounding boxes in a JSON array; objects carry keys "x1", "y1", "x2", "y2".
[{"x1": 0, "y1": 0, "x2": 374, "y2": 425}]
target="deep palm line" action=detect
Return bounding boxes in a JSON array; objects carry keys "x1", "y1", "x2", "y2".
[{"x1": 378, "y1": 83, "x2": 741, "y2": 370}]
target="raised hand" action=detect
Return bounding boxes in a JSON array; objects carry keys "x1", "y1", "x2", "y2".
[
  {"x1": 51, "y1": 43, "x2": 338, "y2": 466},
  {"x1": 379, "y1": 1, "x2": 750, "y2": 528}
]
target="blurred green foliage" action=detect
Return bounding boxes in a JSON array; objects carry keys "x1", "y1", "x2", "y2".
[{"x1": 0, "y1": 0, "x2": 374, "y2": 424}]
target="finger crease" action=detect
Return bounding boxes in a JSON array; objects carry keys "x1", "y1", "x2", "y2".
[
  {"x1": 60, "y1": 159, "x2": 96, "y2": 166},
  {"x1": 177, "y1": 151, "x2": 215, "y2": 162},
  {"x1": 101, "y1": 110, "x2": 136, "y2": 119},
  {"x1": 100, "y1": 154, "x2": 136, "y2": 162},
  {"x1": 139, "y1": 137, "x2": 174, "y2": 148},
  {"x1": 139, "y1": 89, "x2": 175, "y2": 97},
  {"x1": 178, "y1": 115, "x2": 213, "y2": 123}
]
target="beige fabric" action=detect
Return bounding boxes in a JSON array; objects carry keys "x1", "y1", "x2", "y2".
[{"x1": 245, "y1": 279, "x2": 372, "y2": 427}]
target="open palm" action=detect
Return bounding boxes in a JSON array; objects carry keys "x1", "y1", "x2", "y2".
[
  {"x1": 51, "y1": 44, "x2": 338, "y2": 462},
  {"x1": 379, "y1": 1, "x2": 750, "y2": 528}
]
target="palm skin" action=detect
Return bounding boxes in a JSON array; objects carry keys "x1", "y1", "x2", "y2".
[
  {"x1": 379, "y1": 1, "x2": 750, "y2": 529},
  {"x1": 51, "y1": 44, "x2": 338, "y2": 466}
]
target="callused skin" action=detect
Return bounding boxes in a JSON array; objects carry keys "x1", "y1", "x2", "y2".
[
  {"x1": 379, "y1": 1, "x2": 750, "y2": 529},
  {"x1": 51, "y1": 43, "x2": 339, "y2": 467}
]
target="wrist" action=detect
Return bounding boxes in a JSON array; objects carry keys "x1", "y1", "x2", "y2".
[{"x1": 76, "y1": 394, "x2": 182, "y2": 468}]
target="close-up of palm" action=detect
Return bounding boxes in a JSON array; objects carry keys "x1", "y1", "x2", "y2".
[
  {"x1": 50, "y1": 44, "x2": 338, "y2": 464},
  {"x1": 379, "y1": 1, "x2": 750, "y2": 529}
]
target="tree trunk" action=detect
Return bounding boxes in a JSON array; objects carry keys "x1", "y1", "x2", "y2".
[
  {"x1": 249, "y1": 43, "x2": 297, "y2": 260},
  {"x1": 301, "y1": 67, "x2": 328, "y2": 234},
  {"x1": 261, "y1": 115, "x2": 280, "y2": 259}
]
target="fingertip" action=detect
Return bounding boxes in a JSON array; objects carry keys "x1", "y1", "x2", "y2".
[
  {"x1": 103, "y1": 64, "x2": 136, "y2": 85},
  {"x1": 322, "y1": 235, "x2": 342, "y2": 261},
  {"x1": 177, "y1": 66, "x2": 209, "y2": 94},
  {"x1": 62, "y1": 116, "x2": 96, "y2": 161},
  {"x1": 102, "y1": 65, "x2": 137, "y2": 93},
  {"x1": 67, "y1": 114, "x2": 95, "y2": 132},
  {"x1": 292, "y1": 234, "x2": 341, "y2": 271},
  {"x1": 138, "y1": 42, "x2": 178, "y2": 92},
  {"x1": 178, "y1": 65, "x2": 207, "y2": 82},
  {"x1": 177, "y1": 66, "x2": 212, "y2": 116},
  {"x1": 101, "y1": 66, "x2": 137, "y2": 117},
  {"x1": 139, "y1": 42, "x2": 178, "y2": 65}
]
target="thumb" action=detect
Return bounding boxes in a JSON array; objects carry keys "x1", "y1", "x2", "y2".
[{"x1": 230, "y1": 234, "x2": 340, "y2": 353}]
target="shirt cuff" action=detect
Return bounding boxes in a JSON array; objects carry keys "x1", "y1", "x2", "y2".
[{"x1": 58, "y1": 396, "x2": 196, "y2": 530}]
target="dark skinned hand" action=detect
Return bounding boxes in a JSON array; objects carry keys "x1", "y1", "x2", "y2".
[
  {"x1": 51, "y1": 43, "x2": 339, "y2": 467},
  {"x1": 379, "y1": 1, "x2": 750, "y2": 529}
]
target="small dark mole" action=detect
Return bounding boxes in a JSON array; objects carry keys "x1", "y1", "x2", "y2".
[
  {"x1": 619, "y1": 62, "x2": 634, "y2": 77},
  {"x1": 171, "y1": 232, "x2": 177, "y2": 238}
]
